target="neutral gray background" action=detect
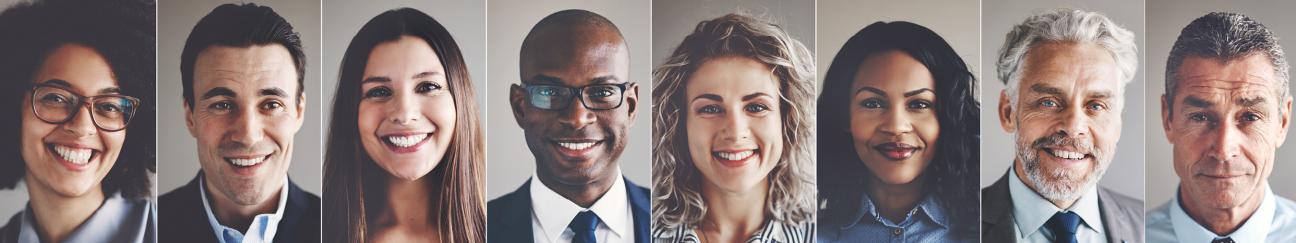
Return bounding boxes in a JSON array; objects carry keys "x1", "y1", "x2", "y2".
[
  {"x1": 486, "y1": 0, "x2": 652, "y2": 199},
  {"x1": 816, "y1": 0, "x2": 980, "y2": 97},
  {"x1": 653, "y1": 0, "x2": 815, "y2": 71},
  {"x1": 1145, "y1": 0, "x2": 1296, "y2": 206},
  {"x1": 321, "y1": 0, "x2": 485, "y2": 125},
  {"x1": 980, "y1": 0, "x2": 1147, "y2": 200},
  {"x1": 157, "y1": 0, "x2": 321, "y2": 195}
]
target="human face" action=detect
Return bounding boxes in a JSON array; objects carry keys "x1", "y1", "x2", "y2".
[
  {"x1": 186, "y1": 44, "x2": 303, "y2": 206},
  {"x1": 1162, "y1": 55, "x2": 1289, "y2": 209},
  {"x1": 851, "y1": 50, "x2": 939, "y2": 185},
  {"x1": 358, "y1": 36, "x2": 456, "y2": 181},
  {"x1": 684, "y1": 56, "x2": 783, "y2": 194},
  {"x1": 20, "y1": 44, "x2": 125, "y2": 198},
  {"x1": 999, "y1": 42, "x2": 1122, "y2": 202},
  {"x1": 511, "y1": 35, "x2": 635, "y2": 186}
]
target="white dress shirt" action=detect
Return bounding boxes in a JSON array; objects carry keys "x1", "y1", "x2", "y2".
[
  {"x1": 200, "y1": 176, "x2": 289, "y2": 243},
  {"x1": 1008, "y1": 167, "x2": 1107, "y2": 243},
  {"x1": 1147, "y1": 184, "x2": 1296, "y2": 243},
  {"x1": 530, "y1": 169, "x2": 635, "y2": 243}
]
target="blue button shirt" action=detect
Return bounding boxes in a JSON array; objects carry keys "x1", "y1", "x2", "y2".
[
  {"x1": 199, "y1": 176, "x2": 288, "y2": 243},
  {"x1": 1148, "y1": 185, "x2": 1296, "y2": 243},
  {"x1": 819, "y1": 191, "x2": 973, "y2": 243}
]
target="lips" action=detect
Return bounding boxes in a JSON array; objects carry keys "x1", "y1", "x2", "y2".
[
  {"x1": 225, "y1": 154, "x2": 269, "y2": 167},
  {"x1": 385, "y1": 133, "x2": 429, "y2": 148},
  {"x1": 1043, "y1": 147, "x2": 1090, "y2": 160},
  {"x1": 873, "y1": 142, "x2": 918, "y2": 160},
  {"x1": 712, "y1": 149, "x2": 758, "y2": 167}
]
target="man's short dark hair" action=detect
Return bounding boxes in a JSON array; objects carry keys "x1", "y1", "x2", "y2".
[
  {"x1": 180, "y1": 3, "x2": 305, "y2": 108},
  {"x1": 0, "y1": 0, "x2": 156, "y2": 199},
  {"x1": 1165, "y1": 12, "x2": 1289, "y2": 111}
]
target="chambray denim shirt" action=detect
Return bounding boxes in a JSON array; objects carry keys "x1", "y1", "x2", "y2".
[{"x1": 819, "y1": 191, "x2": 974, "y2": 243}]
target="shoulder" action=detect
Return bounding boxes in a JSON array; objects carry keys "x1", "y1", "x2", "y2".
[
  {"x1": 650, "y1": 224, "x2": 693, "y2": 243},
  {"x1": 1145, "y1": 200, "x2": 1176, "y2": 242},
  {"x1": 1270, "y1": 194, "x2": 1296, "y2": 242},
  {"x1": 1098, "y1": 186, "x2": 1145, "y2": 215},
  {"x1": 0, "y1": 211, "x2": 19, "y2": 243}
]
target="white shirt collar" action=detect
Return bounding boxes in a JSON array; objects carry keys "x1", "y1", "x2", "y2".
[
  {"x1": 1171, "y1": 184, "x2": 1276, "y2": 243},
  {"x1": 529, "y1": 169, "x2": 629, "y2": 242},
  {"x1": 1008, "y1": 166, "x2": 1105, "y2": 239},
  {"x1": 199, "y1": 174, "x2": 290, "y2": 243}
]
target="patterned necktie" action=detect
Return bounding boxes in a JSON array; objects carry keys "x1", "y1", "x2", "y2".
[
  {"x1": 569, "y1": 211, "x2": 601, "y2": 243},
  {"x1": 1211, "y1": 237, "x2": 1235, "y2": 243},
  {"x1": 1046, "y1": 211, "x2": 1080, "y2": 243}
]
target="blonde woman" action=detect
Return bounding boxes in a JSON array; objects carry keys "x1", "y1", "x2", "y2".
[{"x1": 651, "y1": 13, "x2": 816, "y2": 243}]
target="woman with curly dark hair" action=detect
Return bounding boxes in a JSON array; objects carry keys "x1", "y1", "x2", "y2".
[
  {"x1": 816, "y1": 21, "x2": 979, "y2": 242},
  {"x1": 0, "y1": 0, "x2": 156, "y2": 242}
]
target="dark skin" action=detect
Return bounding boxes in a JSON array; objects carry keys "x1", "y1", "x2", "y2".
[{"x1": 510, "y1": 21, "x2": 637, "y2": 208}]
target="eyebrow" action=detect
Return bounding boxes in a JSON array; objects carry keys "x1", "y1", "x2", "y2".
[
  {"x1": 692, "y1": 93, "x2": 722, "y2": 102},
  {"x1": 411, "y1": 71, "x2": 441, "y2": 79},
  {"x1": 201, "y1": 87, "x2": 236, "y2": 100},
  {"x1": 903, "y1": 88, "x2": 934, "y2": 97},
  {"x1": 1239, "y1": 97, "x2": 1267, "y2": 107},
  {"x1": 42, "y1": 79, "x2": 121, "y2": 95},
  {"x1": 1030, "y1": 84, "x2": 1064, "y2": 96},
  {"x1": 742, "y1": 92, "x2": 774, "y2": 101},
  {"x1": 527, "y1": 74, "x2": 621, "y2": 85},
  {"x1": 260, "y1": 88, "x2": 289, "y2": 98},
  {"x1": 362, "y1": 71, "x2": 443, "y2": 84},
  {"x1": 855, "y1": 87, "x2": 934, "y2": 98}
]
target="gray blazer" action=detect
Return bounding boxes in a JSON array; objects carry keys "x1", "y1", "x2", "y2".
[{"x1": 981, "y1": 170, "x2": 1145, "y2": 243}]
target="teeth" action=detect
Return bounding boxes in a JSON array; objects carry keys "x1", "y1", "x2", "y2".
[
  {"x1": 716, "y1": 150, "x2": 754, "y2": 161},
  {"x1": 53, "y1": 145, "x2": 92, "y2": 165},
  {"x1": 386, "y1": 134, "x2": 428, "y2": 148},
  {"x1": 558, "y1": 142, "x2": 596, "y2": 150},
  {"x1": 228, "y1": 156, "x2": 266, "y2": 167},
  {"x1": 1049, "y1": 149, "x2": 1086, "y2": 160}
]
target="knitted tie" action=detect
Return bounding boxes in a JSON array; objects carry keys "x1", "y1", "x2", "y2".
[
  {"x1": 568, "y1": 211, "x2": 601, "y2": 243},
  {"x1": 1046, "y1": 211, "x2": 1080, "y2": 243}
]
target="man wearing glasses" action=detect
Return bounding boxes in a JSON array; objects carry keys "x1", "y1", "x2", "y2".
[{"x1": 488, "y1": 9, "x2": 650, "y2": 243}]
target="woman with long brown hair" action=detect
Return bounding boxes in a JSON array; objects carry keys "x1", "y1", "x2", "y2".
[{"x1": 322, "y1": 8, "x2": 485, "y2": 243}]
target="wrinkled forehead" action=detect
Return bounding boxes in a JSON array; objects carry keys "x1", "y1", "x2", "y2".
[
  {"x1": 193, "y1": 44, "x2": 299, "y2": 95},
  {"x1": 1018, "y1": 43, "x2": 1123, "y2": 96},
  {"x1": 1172, "y1": 55, "x2": 1285, "y2": 106}
]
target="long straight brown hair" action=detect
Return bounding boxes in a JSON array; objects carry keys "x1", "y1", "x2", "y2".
[{"x1": 323, "y1": 8, "x2": 484, "y2": 243}]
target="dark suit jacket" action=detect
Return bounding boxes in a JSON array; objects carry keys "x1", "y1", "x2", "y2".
[
  {"x1": 487, "y1": 177, "x2": 650, "y2": 243},
  {"x1": 159, "y1": 173, "x2": 321, "y2": 243},
  {"x1": 982, "y1": 170, "x2": 1144, "y2": 243}
]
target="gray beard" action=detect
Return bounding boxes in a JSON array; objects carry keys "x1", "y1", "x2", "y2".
[{"x1": 1013, "y1": 132, "x2": 1109, "y2": 203}]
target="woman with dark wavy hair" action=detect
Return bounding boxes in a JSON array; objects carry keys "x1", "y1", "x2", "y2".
[
  {"x1": 0, "y1": 0, "x2": 156, "y2": 242},
  {"x1": 817, "y1": 21, "x2": 979, "y2": 242},
  {"x1": 322, "y1": 8, "x2": 484, "y2": 243}
]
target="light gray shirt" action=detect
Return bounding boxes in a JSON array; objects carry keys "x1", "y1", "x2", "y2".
[
  {"x1": 2, "y1": 192, "x2": 156, "y2": 243},
  {"x1": 1148, "y1": 185, "x2": 1296, "y2": 243},
  {"x1": 1008, "y1": 167, "x2": 1107, "y2": 243}
]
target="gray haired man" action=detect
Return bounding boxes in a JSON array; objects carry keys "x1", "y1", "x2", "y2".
[
  {"x1": 1148, "y1": 12, "x2": 1296, "y2": 243},
  {"x1": 982, "y1": 8, "x2": 1145, "y2": 243}
]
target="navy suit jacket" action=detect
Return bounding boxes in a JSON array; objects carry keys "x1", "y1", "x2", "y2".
[
  {"x1": 487, "y1": 177, "x2": 651, "y2": 243},
  {"x1": 159, "y1": 173, "x2": 321, "y2": 243}
]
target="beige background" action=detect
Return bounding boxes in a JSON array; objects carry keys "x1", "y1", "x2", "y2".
[
  {"x1": 156, "y1": 0, "x2": 322, "y2": 195},
  {"x1": 486, "y1": 0, "x2": 653, "y2": 199},
  {"x1": 979, "y1": 0, "x2": 1147, "y2": 200},
  {"x1": 1145, "y1": 0, "x2": 1296, "y2": 206}
]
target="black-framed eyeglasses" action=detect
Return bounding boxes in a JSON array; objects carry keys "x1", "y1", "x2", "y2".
[
  {"x1": 522, "y1": 82, "x2": 633, "y2": 110},
  {"x1": 29, "y1": 84, "x2": 140, "y2": 132}
]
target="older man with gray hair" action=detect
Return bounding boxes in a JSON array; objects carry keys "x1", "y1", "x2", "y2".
[
  {"x1": 1148, "y1": 12, "x2": 1296, "y2": 243},
  {"x1": 982, "y1": 8, "x2": 1145, "y2": 243}
]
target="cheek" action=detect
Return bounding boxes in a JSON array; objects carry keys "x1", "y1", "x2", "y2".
[
  {"x1": 357, "y1": 103, "x2": 382, "y2": 137},
  {"x1": 685, "y1": 116, "x2": 712, "y2": 161},
  {"x1": 428, "y1": 96, "x2": 457, "y2": 138},
  {"x1": 849, "y1": 109, "x2": 876, "y2": 143}
]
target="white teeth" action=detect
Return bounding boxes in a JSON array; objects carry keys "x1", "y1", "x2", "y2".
[
  {"x1": 53, "y1": 145, "x2": 92, "y2": 165},
  {"x1": 716, "y1": 150, "x2": 754, "y2": 161},
  {"x1": 228, "y1": 156, "x2": 266, "y2": 167},
  {"x1": 386, "y1": 134, "x2": 428, "y2": 148},
  {"x1": 1049, "y1": 149, "x2": 1086, "y2": 160},
  {"x1": 558, "y1": 142, "x2": 596, "y2": 150}
]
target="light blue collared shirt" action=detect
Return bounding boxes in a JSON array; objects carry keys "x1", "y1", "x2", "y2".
[
  {"x1": 1147, "y1": 184, "x2": 1296, "y2": 243},
  {"x1": 199, "y1": 176, "x2": 288, "y2": 243},
  {"x1": 818, "y1": 191, "x2": 973, "y2": 243},
  {"x1": 1008, "y1": 167, "x2": 1107, "y2": 243}
]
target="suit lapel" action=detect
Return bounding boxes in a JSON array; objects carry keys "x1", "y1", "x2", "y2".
[
  {"x1": 1098, "y1": 188, "x2": 1128, "y2": 243},
  {"x1": 624, "y1": 177, "x2": 650, "y2": 243},
  {"x1": 982, "y1": 170, "x2": 1017, "y2": 243}
]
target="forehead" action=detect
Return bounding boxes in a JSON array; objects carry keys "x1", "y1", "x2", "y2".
[
  {"x1": 35, "y1": 44, "x2": 118, "y2": 93},
  {"x1": 852, "y1": 50, "x2": 934, "y2": 94},
  {"x1": 1018, "y1": 42, "x2": 1120, "y2": 96},
  {"x1": 520, "y1": 36, "x2": 629, "y2": 87},
  {"x1": 193, "y1": 44, "x2": 299, "y2": 94},
  {"x1": 364, "y1": 36, "x2": 444, "y2": 79},
  {"x1": 1174, "y1": 55, "x2": 1280, "y2": 98},
  {"x1": 685, "y1": 56, "x2": 779, "y2": 98}
]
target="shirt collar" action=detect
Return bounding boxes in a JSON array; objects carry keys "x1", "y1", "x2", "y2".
[
  {"x1": 1171, "y1": 184, "x2": 1276, "y2": 243},
  {"x1": 529, "y1": 169, "x2": 629, "y2": 242},
  {"x1": 844, "y1": 190, "x2": 949, "y2": 229},
  {"x1": 1008, "y1": 166, "x2": 1104, "y2": 239},
  {"x1": 17, "y1": 192, "x2": 136, "y2": 243},
  {"x1": 200, "y1": 174, "x2": 290, "y2": 243}
]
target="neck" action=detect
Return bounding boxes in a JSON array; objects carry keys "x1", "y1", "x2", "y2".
[
  {"x1": 698, "y1": 180, "x2": 768, "y2": 243},
  {"x1": 1014, "y1": 160, "x2": 1079, "y2": 209},
  {"x1": 866, "y1": 172, "x2": 925, "y2": 223},
  {"x1": 1180, "y1": 183, "x2": 1267, "y2": 235},
  {"x1": 376, "y1": 174, "x2": 438, "y2": 228},
  {"x1": 25, "y1": 176, "x2": 105, "y2": 243},
  {"x1": 205, "y1": 176, "x2": 282, "y2": 231},
  {"x1": 536, "y1": 170, "x2": 617, "y2": 208}
]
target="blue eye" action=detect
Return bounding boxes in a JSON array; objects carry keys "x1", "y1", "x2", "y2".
[
  {"x1": 416, "y1": 82, "x2": 442, "y2": 93},
  {"x1": 1040, "y1": 99, "x2": 1059, "y2": 108},
  {"x1": 1087, "y1": 102, "x2": 1106, "y2": 111},
  {"x1": 1241, "y1": 112, "x2": 1262, "y2": 122},
  {"x1": 364, "y1": 87, "x2": 392, "y2": 98},
  {"x1": 1188, "y1": 113, "x2": 1209, "y2": 122},
  {"x1": 698, "y1": 105, "x2": 722, "y2": 114},
  {"x1": 745, "y1": 103, "x2": 770, "y2": 113},
  {"x1": 907, "y1": 100, "x2": 931, "y2": 109}
]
